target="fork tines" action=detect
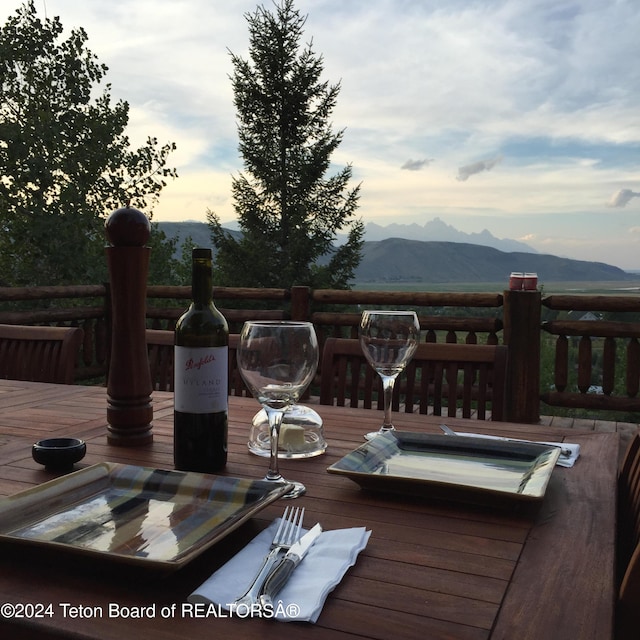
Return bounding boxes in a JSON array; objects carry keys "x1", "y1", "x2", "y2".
[{"x1": 278, "y1": 505, "x2": 304, "y2": 544}]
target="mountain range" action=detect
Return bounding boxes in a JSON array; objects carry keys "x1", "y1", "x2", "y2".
[
  {"x1": 157, "y1": 219, "x2": 631, "y2": 283},
  {"x1": 353, "y1": 238, "x2": 629, "y2": 283},
  {"x1": 361, "y1": 217, "x2": 536, "y2": 254}
]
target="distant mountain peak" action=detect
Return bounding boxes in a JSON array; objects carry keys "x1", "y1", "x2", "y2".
[{"x1": 364, "y1": 217, "x2": 537, "y2": 254}]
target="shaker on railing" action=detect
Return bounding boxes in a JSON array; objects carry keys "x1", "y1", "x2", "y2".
[
  {"x1": 509, "y1": 272, "x2": 538, "y2": 291},
  {"x1": 104, "y1": 205, "x2": 154, "y2": 445}
]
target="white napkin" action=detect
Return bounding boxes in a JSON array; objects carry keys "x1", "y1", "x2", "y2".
[
  {"x1": 453, "y1": 431, "x2": 581, "y2": 467},
  {"x1": 188, "y1": 518, "x2": 371, "y2": 623}
]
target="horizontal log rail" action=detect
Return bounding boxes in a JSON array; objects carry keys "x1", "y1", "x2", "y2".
[
  {"x1": 542, "y1": 391, "x2": 640, "y2": 412},
  {"x1": 146, "y1": 307, "x2": 286, "y2": 323},
  {"x1": 543, "y1": 320, "x2": 640, "y2": 338},
  {"x1": 0, "y1": 306, "x2": 105, "y2": 325},
  {"x1": 2, "y1": 284, "x2": 640, "y2": 422},
  {"x1": 543, "y1": 294, "x2": 640, "y2": 312},
  {"x1": 311, "y1": 311, "x2": 502, "y2": 342},
  {"x1": 0, "y1": 285, "x2": 106, "y2": 301},
  {"x1": 311, "y1": 288, "x2": 504, "y2": 307},
  {"x1": 146, "y1": 285, "x2": 290, "y2": 301}
]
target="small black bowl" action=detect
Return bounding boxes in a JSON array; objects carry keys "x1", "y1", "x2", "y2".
[{"x1": 32, "y1": 437, "x2": 87, "y2": 470}]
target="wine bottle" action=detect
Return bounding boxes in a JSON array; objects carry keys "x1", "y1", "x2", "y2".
[{"x1": 174, "y1": 248, "x2": 229, "y2": 472}]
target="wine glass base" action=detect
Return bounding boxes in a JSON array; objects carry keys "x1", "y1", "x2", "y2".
[
  {"x1": 262, "y1": 476, "x2": 306, "y2": 498},
  {"x1": 364, "y1": 427, "x2": 396, "y2": 441},
  {"x1": 281, "y1": 480, "x2": 306, "y2": 499}
]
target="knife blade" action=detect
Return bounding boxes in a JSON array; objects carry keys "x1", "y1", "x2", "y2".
[
  {"x1": 442, "y1": 426, "x2": 574, "y2": 458},
  {"x1": 258, "y1": 523, "x2": 323, "y2": 608}
]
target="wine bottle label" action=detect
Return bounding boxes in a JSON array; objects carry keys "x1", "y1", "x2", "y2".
[{"x1": 174, "y1": 346, "x2": 228, "y2": 413}]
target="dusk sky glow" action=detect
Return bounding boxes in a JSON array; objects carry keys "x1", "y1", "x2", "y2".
[{"x1": 6, "y1": 0, "x2": 640, "y2": 269}]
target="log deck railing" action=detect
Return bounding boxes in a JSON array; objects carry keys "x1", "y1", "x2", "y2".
[
  {"x1": 1, "y1": 284, "x2": 640, "y2": 424},
  {"x1": 541, "y1": 293, "x2": 640, "y2": 414}
]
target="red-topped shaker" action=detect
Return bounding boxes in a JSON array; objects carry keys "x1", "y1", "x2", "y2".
[
  {"x1": 509, "y1": 272, "x2": 524, "y2": 291},
  {"x1": 523, "y1": 273, "x2": 538, "y2": 291}
]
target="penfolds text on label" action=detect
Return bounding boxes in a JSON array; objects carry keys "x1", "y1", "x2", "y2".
[{"x1": 184, "y1": 353, "x2": 217, "y2": 372}]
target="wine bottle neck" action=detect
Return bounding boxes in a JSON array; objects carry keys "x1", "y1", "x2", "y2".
[{"x1": 191, "y1": 256, "x2": 213, "y2": 304}]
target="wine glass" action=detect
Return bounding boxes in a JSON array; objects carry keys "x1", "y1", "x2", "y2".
[
  {"x1": 359, "y1": 310, "x2": 420, "y2": 440},
  {"x1": 237, "y1": 321, "x2": 319, "y2": 498}
]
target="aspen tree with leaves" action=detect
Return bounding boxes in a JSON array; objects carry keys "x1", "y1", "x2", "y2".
[{"x1": 0, "y1": 1, "x2": 179, "y2": 286}]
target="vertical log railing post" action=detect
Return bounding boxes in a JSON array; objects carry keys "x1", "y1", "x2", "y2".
[
  {"x1": 104, "y1": 207, "x2": 154, "y2": 446},
  {"x1": 503, "y1": 289, "x2": 542, "y2": 423},
  {"x1": 290, "y1": 286, "x2": 311, "y2": 321}
]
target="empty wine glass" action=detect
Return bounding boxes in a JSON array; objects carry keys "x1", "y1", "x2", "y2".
[
  {"x1": 359, "y1": 310, "x2": 420, "y2": 440},
  {"x1": 237, "y1": 321, "x2": 319, "y2": 498}
]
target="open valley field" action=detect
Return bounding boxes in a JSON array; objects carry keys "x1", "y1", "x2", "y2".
[{"x1": 352, "y1": 280, "x2": 640, "y2": 294}]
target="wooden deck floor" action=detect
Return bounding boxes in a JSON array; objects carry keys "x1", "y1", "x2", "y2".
[{"x1": 540, "y1": 415, "x2": 639, "y2": 464}]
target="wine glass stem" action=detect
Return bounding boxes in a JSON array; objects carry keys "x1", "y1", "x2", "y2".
[
  {"x1": 381, "y1": 374, "x2": 396, "y2": 430},
  {"x1": 264, "y1": 406, "x2": 284, "y2": 482}
]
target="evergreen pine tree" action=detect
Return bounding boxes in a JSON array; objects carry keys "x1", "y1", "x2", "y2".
[{"x1": 208, "y1": 0, "x2": 363, "y2": 289}]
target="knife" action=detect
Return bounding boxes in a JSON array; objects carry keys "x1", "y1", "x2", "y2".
[
  {"x1": 258, "y1": 523, "x2": 323, "y2": 608},
  {"x1": 440, "y1": 424, "x2": 573, "y2": 458}
]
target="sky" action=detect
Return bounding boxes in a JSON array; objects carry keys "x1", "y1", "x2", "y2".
[{"x1": 4, "y1": 0, "x2": 640, "y2": 269}]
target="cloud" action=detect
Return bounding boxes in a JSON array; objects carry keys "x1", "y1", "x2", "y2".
[
  {"x1": 401, "y1": 158, "x2": 434, "y2": 171},
  {"x1": 456, "y1": 156, "x2": 502, "y2": 182},
  {"x1": 608, "y1": 188, "x2": 640, "y2": 208}
]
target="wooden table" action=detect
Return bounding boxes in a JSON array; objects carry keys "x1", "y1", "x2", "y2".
[{"x1": 0, "y1": 379, "x2": 617, "y2": 640}]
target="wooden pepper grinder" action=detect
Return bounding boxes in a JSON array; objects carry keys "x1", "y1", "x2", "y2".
[{"x1": 104, "y1": 205, "x2": 153, "y2": 445}]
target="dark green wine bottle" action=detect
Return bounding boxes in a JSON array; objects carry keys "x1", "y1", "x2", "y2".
[{"x1": 174, "y1": 248, "x2": 228, "y2": 472}]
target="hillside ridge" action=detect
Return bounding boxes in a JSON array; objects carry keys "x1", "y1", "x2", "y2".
[
  {"x1": 157, "y1": 221, "x2": 631, "y2": 283},
  {"x1": 354, "y1": 237, "x2": 630, "y2": 283}
]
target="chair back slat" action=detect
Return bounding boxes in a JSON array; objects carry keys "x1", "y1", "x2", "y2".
[
  {"x1": 319, "y1": 337, "x2": 508, "y2": 421},
  {"x1": 0, "y1": 324, "x2": 84, "y2": 385},
  {"x1": 432, "y1": 361, "x2": 444, "y2": 415}
]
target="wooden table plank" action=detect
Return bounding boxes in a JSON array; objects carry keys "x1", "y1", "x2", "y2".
[
  {"x1": 491, "y1": 432, "x2": 617, "y2": 640},
  {"x1": 0, "y1": 380, "x2": 617, "y2": 640}
]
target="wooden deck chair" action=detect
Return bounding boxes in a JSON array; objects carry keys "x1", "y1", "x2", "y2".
[
  {"x1": 146, "y1": 329, "x2": 174, "y2": 391},
  {"x1": 0, "y1": 324, "x2": 84, "y2": 385},
  {"x1": 146, "y1": 330, "x2": 250, "y2": 396},
  {"x1": 617, "y1": 431, "x2": 640, "y2": 639},
  {"x1": 228, "y1": 333, "x2": 252, "y2": 397},
  {"x1": 319, "y1": 337, "x2": 508, "y2": 420}
]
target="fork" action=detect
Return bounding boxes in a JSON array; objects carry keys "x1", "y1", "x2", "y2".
[{"x1": 232, "y1": 505, "x2": 304, "y2": 608}]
